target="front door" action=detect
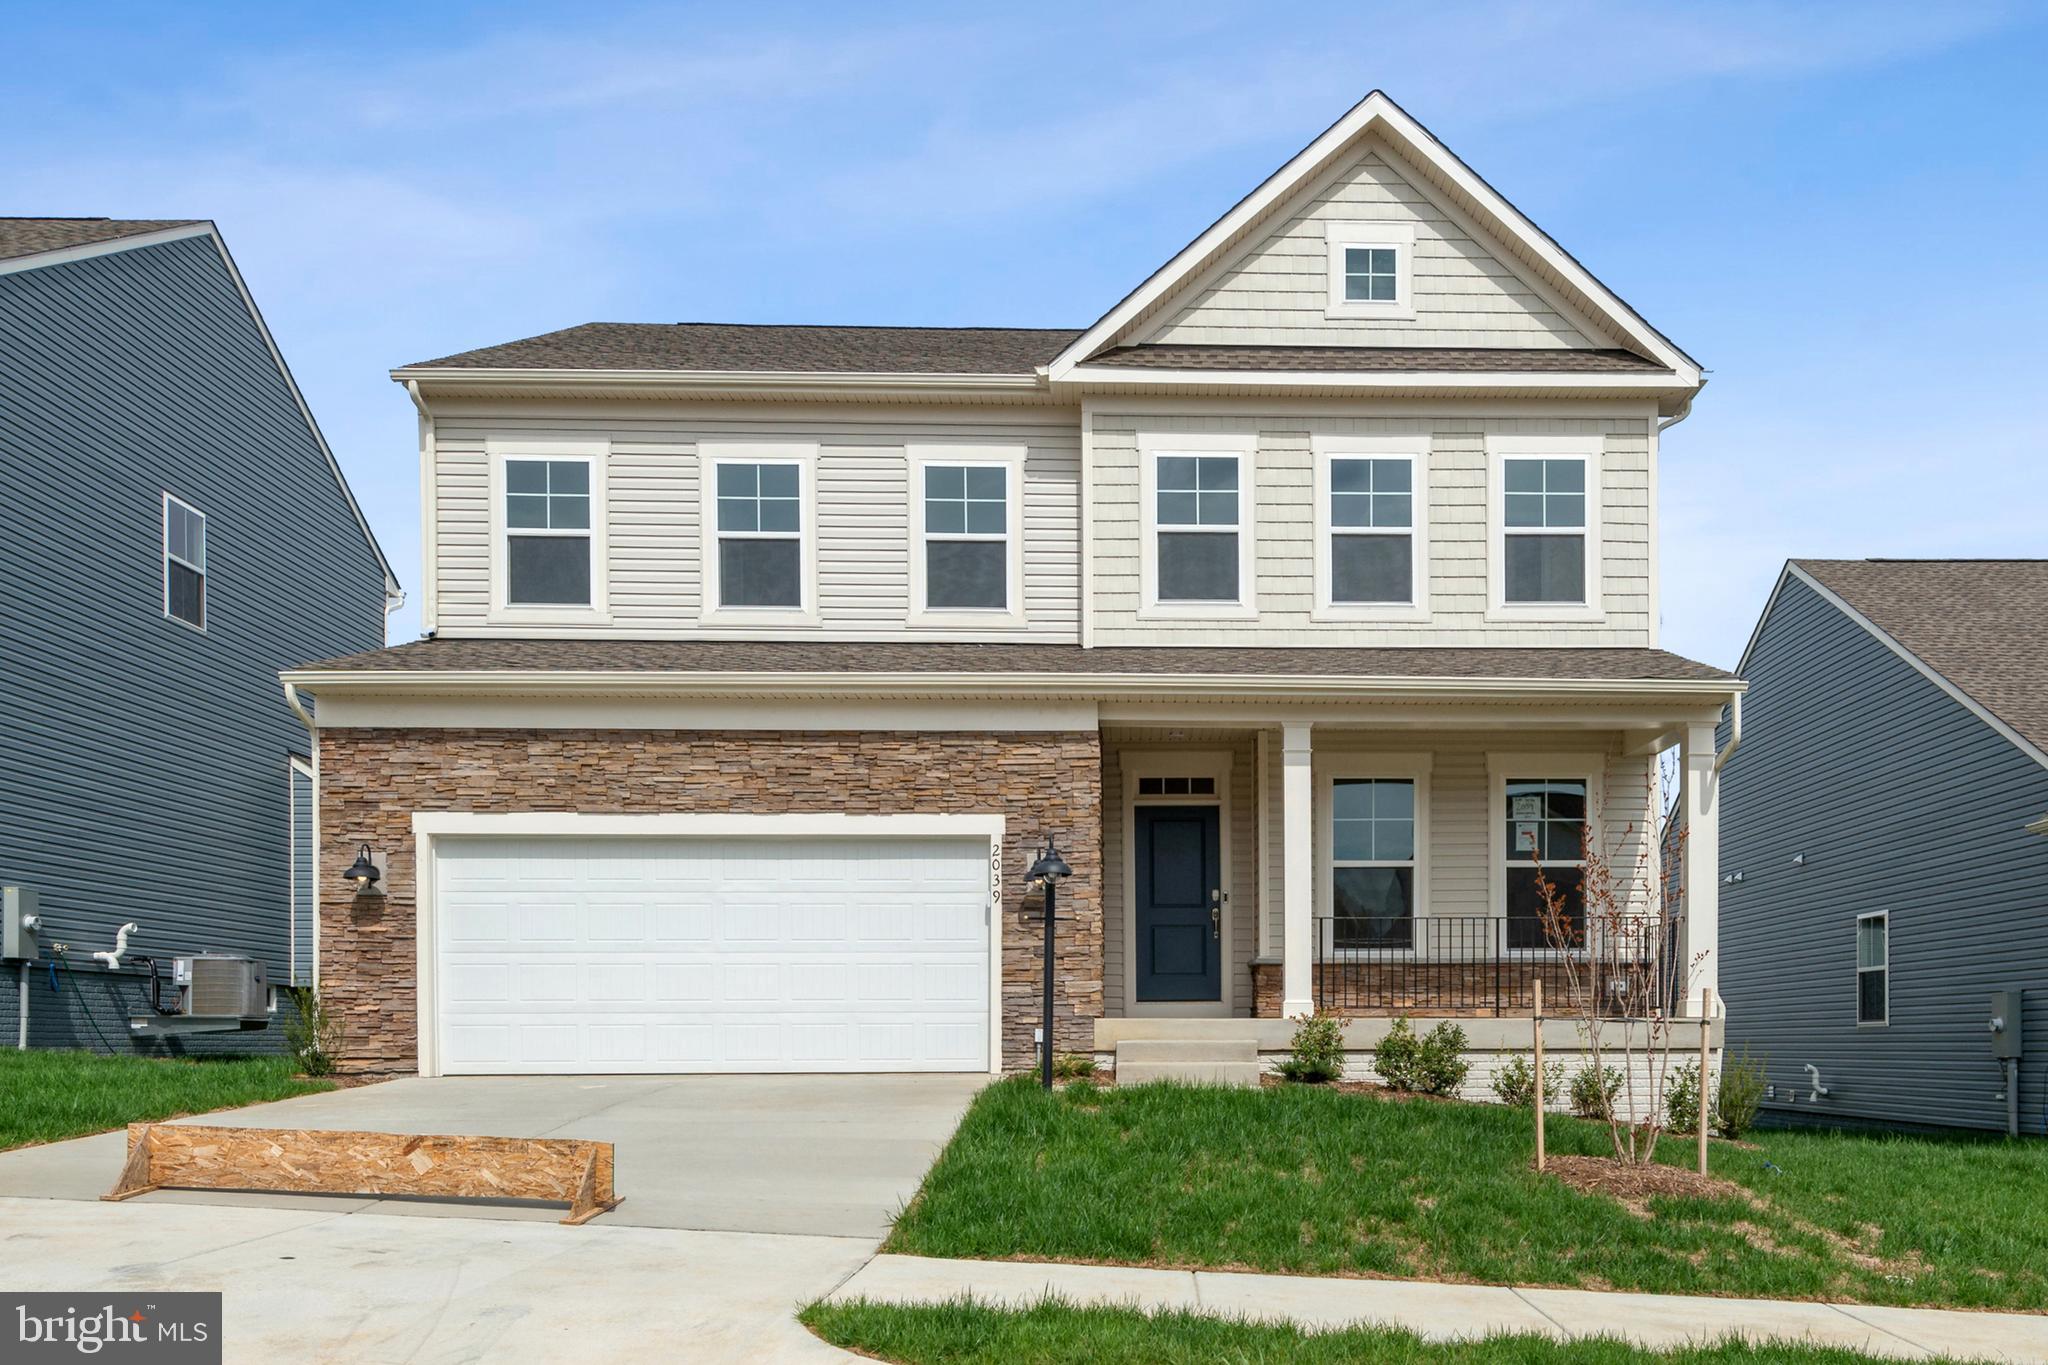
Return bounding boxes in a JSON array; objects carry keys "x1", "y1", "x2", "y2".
[{"x1": 1134, "y1": 804, "x2": 1222, "y2": 1002}]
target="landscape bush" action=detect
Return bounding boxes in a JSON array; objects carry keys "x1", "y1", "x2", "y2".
[
  {"x1": 1413, "y1": 1021, "x2": 1470, "y2": 1097},
  {"x1": 1491, "y1": 1052, "x2": 1562, "y2": 1108},
  {"x1": 1713, "y1": 1048, "x2": 1767, "y2": 1139},
  {"x1": 1569, "y1": 1063, "x2": 1623, "y2": 1120},
  {"x1": 1371, "y1": 1017, "x2": 1421, "y2": 1090},
  {"x1": 1666, "y1": 1060, "x2": 1703, "y2": 1134},
  {"x1": 1276, "y1": 1012, "x2": 1347, "y2": 1083}
]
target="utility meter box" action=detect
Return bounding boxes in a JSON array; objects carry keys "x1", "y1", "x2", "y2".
[
  {"x1": 1989, "y1": 990, "x2": 2024, "y2": 1059},
  {"x1": 3, "y1": 887, "x2": 40, "y2": 961}
]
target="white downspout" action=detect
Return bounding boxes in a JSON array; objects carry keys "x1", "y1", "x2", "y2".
[
  {"x1": 284, "y1": 680, "x2": 321, "y2": 988},
  {"x1": 405, "y1": 379, "x2": 436, "y2": 634},
  {"x1": 1658, "y1": 391, "x2": 1697, "y2": 433},
  {"x1": 1713, "y1": 690, "x2": 1742, "y2": 774}
]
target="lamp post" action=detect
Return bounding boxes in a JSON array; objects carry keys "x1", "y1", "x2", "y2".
[{"x1": 1026, "y1": 838, "x2": 1073, "y2": 1091}]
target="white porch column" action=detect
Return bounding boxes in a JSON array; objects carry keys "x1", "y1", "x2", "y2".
[
  {"x1": 1679, "y1": 721, "x2": 1720, "y2": 1018},
  {"x1": 1281, "y1": 721, "x2": 1315, "y2": 1019}
]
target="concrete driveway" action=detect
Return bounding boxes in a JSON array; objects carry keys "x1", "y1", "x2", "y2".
[
  {"x1": 0, "y1": 1072, "x2": 985, "y2": 1236},
  {"x1": 0, "y1": 1073, "x2": 986, "y2": 1362}
]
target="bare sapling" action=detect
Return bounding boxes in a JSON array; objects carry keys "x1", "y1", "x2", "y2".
[{"x1": 1527, "y1": 776, "x2": 1702, "y2": 1166}]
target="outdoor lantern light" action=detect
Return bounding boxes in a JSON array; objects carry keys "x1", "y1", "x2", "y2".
[
  {"x1": 342, "y1": 844, "x2": 383, "y2": 898},
  {"x1": 1026, "y1": 838, "x2": 1073, "y2": 1091}
]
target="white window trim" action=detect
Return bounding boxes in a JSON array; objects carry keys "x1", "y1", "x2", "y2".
[
  {"x1": 486, "y1": 439, "x2": 610, "y2": 625},
  {"x1": 161, "y1": 491, "x2": 207, "y2": 632},
  {"x1": 1857, "y1": 910, "x2": 1889, "y2": 1027},
  {"x1": 1137, "y1": 431, "x2": 1258, "y2": 620},
  {"x1": 1485, "y1": 433, "x2": 1604, "y2": 624},
  {"x1": 1323, "y1": 220, "x2": 1417, "y2": 320},
  {"x1": 1119, "y1": 749, "x2": 1235, "y2": 1017},
  {"x1": 699, "y1": 441, "x2": 820, "y2": 627},
  {"x1": 1315, "y1": 754, "x2": 1432, "y2": 961},
  {"x1": 1310, "y1": 434, "x2": 1429, "y2": 623},
  {"x1": 907, "y1": 444, "x2": 1027, "y2": 629},
  {"x1": 1485, "y1": 753, "x2": 1606, "y2": 959}
]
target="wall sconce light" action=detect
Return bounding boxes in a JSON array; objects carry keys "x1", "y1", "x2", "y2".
[
  {"x1": 1722, "y1": 871, "x2": 1744, "y2": 885},
  {"x1": 342, "y1": 844, "x2": 383, "y2": 898},
  {"x1": 1791, "y1": 853, "x2": 1807, "y2": 867}
]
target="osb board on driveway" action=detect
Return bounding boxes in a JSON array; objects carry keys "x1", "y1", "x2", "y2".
[{"x1": 0, "y1": 1073, "x2": 985, "y2": 1238}]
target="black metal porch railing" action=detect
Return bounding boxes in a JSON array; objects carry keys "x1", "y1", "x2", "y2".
[{"x1": 1309, "y1": 914, "x2": 1680, "y2": 1017}]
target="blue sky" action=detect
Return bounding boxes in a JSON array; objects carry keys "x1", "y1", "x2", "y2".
[{"x1": 7, "y1": 1, "x2": 2044, "y2": 665}]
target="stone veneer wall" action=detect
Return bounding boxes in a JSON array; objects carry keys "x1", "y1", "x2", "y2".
[{"x1": 318, "y1": 728, "x2": 1102, "y2": 1075}]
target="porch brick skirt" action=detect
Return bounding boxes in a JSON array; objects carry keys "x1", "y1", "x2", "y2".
[
  {"x1": 317, "y1": 727, "x2": 1103, "y2": 1076},
  {"x1": 1250, "y1": 961, "x2": 1583, "y2": 1019}
]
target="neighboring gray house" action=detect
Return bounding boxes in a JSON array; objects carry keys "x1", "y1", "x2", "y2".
[
  {"x1": 0, "y1": 218, "x2": 397, "y2": 1052},
  {"x1": 1719, "y1": 560, "x2": 2048, "y2": 1135}
]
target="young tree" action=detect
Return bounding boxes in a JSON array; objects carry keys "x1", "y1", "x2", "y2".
[{"x1": 1527, "y1": 776, "x2": 1701, "y2": 1165}]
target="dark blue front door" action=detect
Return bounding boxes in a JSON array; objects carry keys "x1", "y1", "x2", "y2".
[{"x1": 1135, "y1": 804, "x2": 1222, "y2": 1002}]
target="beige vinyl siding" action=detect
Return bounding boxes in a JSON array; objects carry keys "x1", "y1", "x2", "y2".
[
  {"x1": 428, "y1": 403, "x2": 1079, "y2": 639},
  {"x1": 1145, "y1": 141, "x2": 1604, "y2": 349},
  {"x1": 1259, "y1": 730, "x2": 1658, "y2": 959},
  {"x1": 1101, "y1": 731, "x2": 1260, "y2": 1018},
  {"x1": 1091, "y1": 412, "x2": 1653, "y2": 647}
]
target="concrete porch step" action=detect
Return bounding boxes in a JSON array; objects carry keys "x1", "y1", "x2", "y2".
[
  {"x1": 1115, "y1": 1060, "x2": 1264, "y2": 1088},
  {"x1": 1114, "y1": 1036, "x2": 1262, "y2": 1088}
]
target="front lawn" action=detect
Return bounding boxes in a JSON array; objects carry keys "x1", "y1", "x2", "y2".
[
  {"x1": 0, "y1": 1050, "x2": 332, "y2": 1150},
  {"x1": 803, "y1": 1298, "x2": 1964, "y2": 1364},
  {"x1": 886, "y1": 1077, "x2": 2048, "y2": 1311}
]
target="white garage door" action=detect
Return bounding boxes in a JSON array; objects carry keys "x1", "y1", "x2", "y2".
[{"x1": 432, "y1": 835, "x2": 992, "y2": 1074}]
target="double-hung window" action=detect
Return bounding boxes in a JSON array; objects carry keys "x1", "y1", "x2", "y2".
[
  {"x1": 1489, "y1": 436, "x2": 1600, "y2": 616},
  {"x1": 1314, "y1": 437, "x2": 1424, "y2": 614},
  {"x1": 1330, "y1": 778, "x2": 1417, "y2": 950},
  {"x1": 1142, "y1": 436, "x2": 1254, "y2": 612},
  {"x1": 1502, "y1": 777, "x2": 1588, "y2": 950},
  {"x1": 702, "y1": 444, "x2": 815, "y2": 618},
  {"x1": 1857, "y1": 912, "x2": 1888, "y2": 1025},
  {"x1": 910, "y1": 446, "x2": 1024, "y2": 621},
  {"x1": 503, "y1": 458, "x2": 594, "y2": 606},
  {"x1": 163, "y1": 494, "x2": 206, "y2": 629}
]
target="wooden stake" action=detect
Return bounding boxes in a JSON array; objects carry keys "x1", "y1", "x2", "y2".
[
  {"x1": 1533, "y1": 979, "x2": 1546, "y2": 1173},
  {"x1": 1698, "y1": 986, "x2": 1713, "y2": 1176}
]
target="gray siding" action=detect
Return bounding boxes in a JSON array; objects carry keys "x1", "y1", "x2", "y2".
[
  {"x1": 1721, "y1": 577, "x2": 2048, "y2": 1135},
  {"x1": 0, "y1": 233, "x2": 387, "y2": 1028}
]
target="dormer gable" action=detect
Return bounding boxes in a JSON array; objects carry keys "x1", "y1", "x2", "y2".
[{"x1": 1048, "y1": 91, "x2": 1699, "y2": 391}]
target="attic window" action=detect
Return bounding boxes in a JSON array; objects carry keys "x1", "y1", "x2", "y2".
[
  {"x1": 1344, "y1": 247, "x2": 1397, "y2": 302},
  {"x1": 1324, "y1": 221, "x2": 1416, "y2": 320}
]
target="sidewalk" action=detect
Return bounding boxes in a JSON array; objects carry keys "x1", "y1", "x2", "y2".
[{"x1": 831, "y1": 1254, "x2": 2048, "y2": 1362}]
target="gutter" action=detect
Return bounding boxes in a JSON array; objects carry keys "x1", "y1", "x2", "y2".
[{"x1": 282, "y1": 667, "x2": 1743, "y2": 708}]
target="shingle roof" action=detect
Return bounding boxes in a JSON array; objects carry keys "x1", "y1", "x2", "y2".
[
  {"x1": 295, "y1": 637, "x2": 1733, "y2": 684},
  {"x1": 404, "y1": 322, "x2": 1083, "y2": 375},
  {"x1": 401, "y1": 324, "x2": 1673, "y2": 380},
  {"x1": 0, "y1": 218, "x2": 202, "y2": 263},
  {"x1": 1795, "y1": 559, "x2": 2048, "y2": 757},
  {"x1": 1084, "y1": 345, "x2": 1670, "y2": 374}
]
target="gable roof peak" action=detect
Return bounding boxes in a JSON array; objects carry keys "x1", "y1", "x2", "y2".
[{"x1": 1046, "y1": 90, "x2": 1699, "y2": 386}]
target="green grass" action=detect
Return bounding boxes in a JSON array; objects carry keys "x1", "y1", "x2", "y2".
[
  {"x1": 885, "y1": 1077, "x2": 2048, "y2": 1311},
  {"x1": 802, "y1": 1297, "x2": 1969, "y2": 1364},
  {"x1": 0, "y1": 1049, "x2": 333, "y2": 1150}
]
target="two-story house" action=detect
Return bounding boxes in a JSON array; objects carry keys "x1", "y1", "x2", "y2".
[
  {"x1": 285, "y1": 93, "x2": 1737, "y2": 1085},
  {"x1": 0, "y1": 217, "x2": 397, "y2": 1051}
]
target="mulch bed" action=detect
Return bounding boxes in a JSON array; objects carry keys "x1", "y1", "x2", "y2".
[{"x1": 1544, "y1": 1153, "x2": 1755, "y2": 1208}]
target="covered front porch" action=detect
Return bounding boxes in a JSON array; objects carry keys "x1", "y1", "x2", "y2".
[{"x1": 1093, "y1": 687, "x2": 1732, "y2": 1038}]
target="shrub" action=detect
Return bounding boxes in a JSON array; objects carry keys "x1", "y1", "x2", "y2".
[
  {"x1": 1052, "y1": 1053, "x2": 1098, "y2": 1081},
  {"x1": 1666, "y1": 1060, "x2": 1703, "y2": 1134},
  {"x1": 1276, "y1": 1012, "x2": 1346, "y2": 1084},
  {"x1": 1491, "y1": 1052, "x2": 1563, "y2": 1108},
  {"x1": 283, "y1": 987, "x2": 342, "y2": 1078},
  {"x1": 1713, "y1": 1048, "x2": 1767, "y2": 1139},
  {"x1": 1414, "y1": 1022, "x2": 1470, "y2": 1097},
  {"x1": 1569, "y1": 1064, "x2": 1623, "y2": 1120},
  {"x1": 1371, "y1": 1017, "x2": 1421, "y2": 1091}
]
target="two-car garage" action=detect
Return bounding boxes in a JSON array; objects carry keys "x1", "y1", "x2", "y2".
[{"x1": 424, "y1": 821, "x2": 999, "y2": 1076}]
